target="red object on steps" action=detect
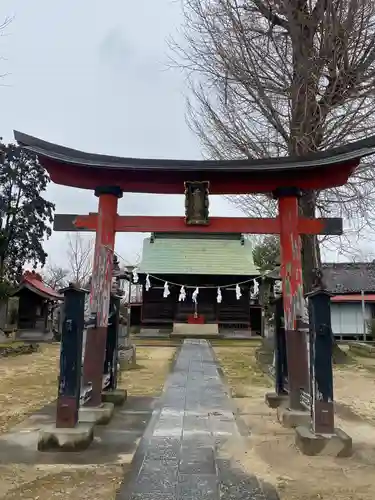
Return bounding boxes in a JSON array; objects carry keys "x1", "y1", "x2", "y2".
[{"x1": 187, "y1": 314, "x2": 205, "y2": 324}]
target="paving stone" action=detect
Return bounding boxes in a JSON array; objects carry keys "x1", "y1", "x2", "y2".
[
  {"x1": 153, "y1": 429, "x2": 182, "y2": 438},
  {"x1": 156, "y1": 416, "x2": 184, "y2": 428},
  {"x1": 162, "y1": 400, "x2": 186, "y2": 409},
  {"x1": 132, "y1": 459, "x2": 178, "y2": 495},
  {"x1": 144, "y1": 437, "x2": 181, "y2": 461},
  {"x1": 183, "y1": 415, "x2": 209, "y2": 432},
  {"x1": 143, "y1": 455, "x2": 179, "y2": 467},
  {"x1": 129, "y1": 494, "x2": 177, "y2": 500},
  {"x1": 160, "y1": 409, "x2": 184, "y2": 418},
  {"x1": 179, "y1": 446, "x2": 216, "y2": 474},
  {"x1": 177, "y1": 474, "x2": 218, "y2": 500},
  {"x1": 116, "y1": 339, "x2": 279, "y2": 500},
  {"x1": 217, "y1": 459, "x2": 269, "y2": 499},
  {"x1": 181, "y1": 434, "x2": 215, "y2": 449}
]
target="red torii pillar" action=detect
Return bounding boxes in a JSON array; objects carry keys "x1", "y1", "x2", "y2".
[
  {"x1": 275, "y1": 187, "x2": 309, "y2": 409},
  {"x1": 82, "y1": 186, "x2": 122, "y2": 407}
]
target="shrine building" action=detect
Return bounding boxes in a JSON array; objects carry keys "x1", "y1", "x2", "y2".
[
  {"x1": 137, "y1": 231, "x2": 261, "y2": 335},
  {"x1": 12, "y1": 271, "x2": 63, "y2": 338}
]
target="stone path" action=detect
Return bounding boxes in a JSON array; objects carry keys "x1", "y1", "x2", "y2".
[{"x1": 117, "y1": 339, "x2": 279, "y2": 500}]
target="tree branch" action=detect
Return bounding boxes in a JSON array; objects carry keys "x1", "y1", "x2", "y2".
[{"x1": 251, "y1": 0, "x2": 289, "y2": 32}]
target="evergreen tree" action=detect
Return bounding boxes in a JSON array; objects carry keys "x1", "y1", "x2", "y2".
[
  {"x1": 0, "y1": 140, "x2": 55, "y2": 286},
  {"x1": 253, "y1": 236, "x2": 280, "y2": 273}
]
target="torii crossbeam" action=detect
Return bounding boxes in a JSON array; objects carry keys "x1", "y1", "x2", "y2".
[{"x1": 54, "y1": 214, "x2": 342, "y2": 235}]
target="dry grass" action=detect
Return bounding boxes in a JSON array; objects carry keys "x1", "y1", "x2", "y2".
[
  {"x1": 214, "y1": 344, "x2": 375, "y2": 500},
  {"x1": 0, "y1": 464, "x2": 128, "y2": 500},
  {"x1": 0, "y1": 344, "x2": 176, "y2": 436},
  {"x1": 213, "y1": 345, "x2": 272, "y2": 397},
  {"x1": 0, "y1": 343, "x2": 59, "y2": 434},
  {"x1": 131, "y1": 337, "x2": 261, "y2": 348},
  {"x1": 344, "y1": 351, "x2": 375, "y2": 374},
  {"x1": 0, "y1": 345, "x2": 176, "y2": 500},
  {"x1": 131, "y1": 337, "x2": 181, "y2": 347},
  {"x1": 118, "y1": 346, "x2": 176, "y2": 396}
]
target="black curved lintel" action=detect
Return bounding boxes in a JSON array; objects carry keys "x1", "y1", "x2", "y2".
[{"x1": 13, "y1": 130, "x2": 375, "y2": 174}]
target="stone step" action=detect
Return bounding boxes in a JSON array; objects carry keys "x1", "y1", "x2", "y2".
[{"x1": 171, "y1": 323, "x2": 219, "y2": 337}]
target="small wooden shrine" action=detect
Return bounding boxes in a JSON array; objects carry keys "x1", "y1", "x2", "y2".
[
  {"x1": 12, "y1": 271, "x2": 63, "y2": 333},
  {"x1": 138, "y1": 232, "x2": 261, "y2": 333}
]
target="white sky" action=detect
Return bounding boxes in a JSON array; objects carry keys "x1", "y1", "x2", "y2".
[{"x1": 0, "y1": 0, "x2": 365, "y2": 270}]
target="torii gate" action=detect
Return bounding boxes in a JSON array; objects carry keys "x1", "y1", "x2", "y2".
[{"x1": 14, "y1": 130, "x2": 375, "y2": 449}]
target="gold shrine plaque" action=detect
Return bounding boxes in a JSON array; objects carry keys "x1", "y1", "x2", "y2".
[{"x1": 184, "y1": 181, "x2": 210, "y2": 225}]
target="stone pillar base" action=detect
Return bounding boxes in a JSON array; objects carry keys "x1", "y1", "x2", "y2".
[
  {"x1": 265, "y1": 392, "x2": 288, "y2": 409},
  {"x1": 118, "y1": 345, "x2": 136, "y2": 371},
  {"x1": 79, "y1": 402, "x2": 114, "y2": 425},
  {"x1": 102, "y1": 389, "x2": 127, "y2": 406},
  {"x1": 295, "y1": 425, "x2": 353, "y2": 457},
  {"x1": 37, "y1": 423, "x2": 94, "y2": 452},
  {"x1": 277, "y1": 406, "x2": 311, "y2": 428}
]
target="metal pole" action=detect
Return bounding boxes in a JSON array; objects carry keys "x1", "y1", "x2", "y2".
[{"x1": 361, "y1": 290, "x2": 367, "y2": 341}]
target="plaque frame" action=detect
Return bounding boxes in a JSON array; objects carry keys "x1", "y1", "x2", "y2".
[{"x1": 184, "y1": 181, "x2": 210, "y2": 225}]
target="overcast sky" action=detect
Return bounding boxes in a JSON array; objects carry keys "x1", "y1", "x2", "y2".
[{"x1": 0, "y1": 0, "x2": 367, "y2": 271}]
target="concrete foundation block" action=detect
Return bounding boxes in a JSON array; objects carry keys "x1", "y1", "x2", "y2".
[
  {"x1": 37, "y1": 423, "x2": 94, "y2": 452},
  {"x1": 265, "y1": 392, "x2": 289, "y2": 409},
  {"x1": 79, "y1": 402, "x2": 114, "y2": 425},
  {"x1": 277, "y1": 406, "x2": 311, "y2": 428},
  {"x1": 102, "y1": 389, "x2": 127, "y2": 406},
  {"x1": 295, "y1": 425, "x2": 353, "y2": 457}
]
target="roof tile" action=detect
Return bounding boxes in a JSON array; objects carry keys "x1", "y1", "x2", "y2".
[
  {"x1": 139, "y1": 234, "x2": 258, "y2": 276},
  {"x1": 322, "y1": 262, "x2": 375, "y2": 293}
]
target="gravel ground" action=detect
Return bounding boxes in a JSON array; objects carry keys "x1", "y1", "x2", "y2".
[{"x1": 214, "y1": 345, "x2": 375, "y2": 500}]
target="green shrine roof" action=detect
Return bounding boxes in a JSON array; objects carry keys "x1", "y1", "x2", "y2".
[{"x1": 139, "y1": 233, "x2": 258, "y2": 276}]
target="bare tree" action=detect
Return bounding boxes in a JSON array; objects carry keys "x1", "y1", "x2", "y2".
[
  {"x1": 0, "y1": 16, "x2": 13, "y2": 84},
  {"x1": 43, "y1": 263, "x2": 69, "y2": 290},
  {"x1": 172, "y1": 0, "x2": 375, "y2": 291},
  {"x1": 66, "y1": 233, "x2": 94, "y2": 288},
  {"x1": 0, "y1": 17, "x2": 12, "y2": 33}
]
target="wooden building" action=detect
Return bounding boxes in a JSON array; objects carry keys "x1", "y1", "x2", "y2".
[
  {"x1": 138, "y1": 232, "x2": 261, "y2": 333},
  {"x1": 12, "y1": 271, "x2": 63, "y2": 335}
]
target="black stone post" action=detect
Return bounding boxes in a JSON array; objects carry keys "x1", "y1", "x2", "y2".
[
  {"x1": 127, "y1": 278, "x2": 132, "y2": 338},
  {"x1": 56, "y1": 285, "x2": 86, "y2": 428},
  {"x1": 307, "y1": 289, "x2": 335, "y2": 435},
  {"x1": 273, "y1": 296, "x2": 288, "y2": 394},
  {"x1": 103, "y1": 294, "x2": 120, "y2": 391}
]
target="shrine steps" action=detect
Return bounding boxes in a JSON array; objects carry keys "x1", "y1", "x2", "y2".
[{"x1": 171, "y1": 323, "x2": 219, "y2": 338}]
